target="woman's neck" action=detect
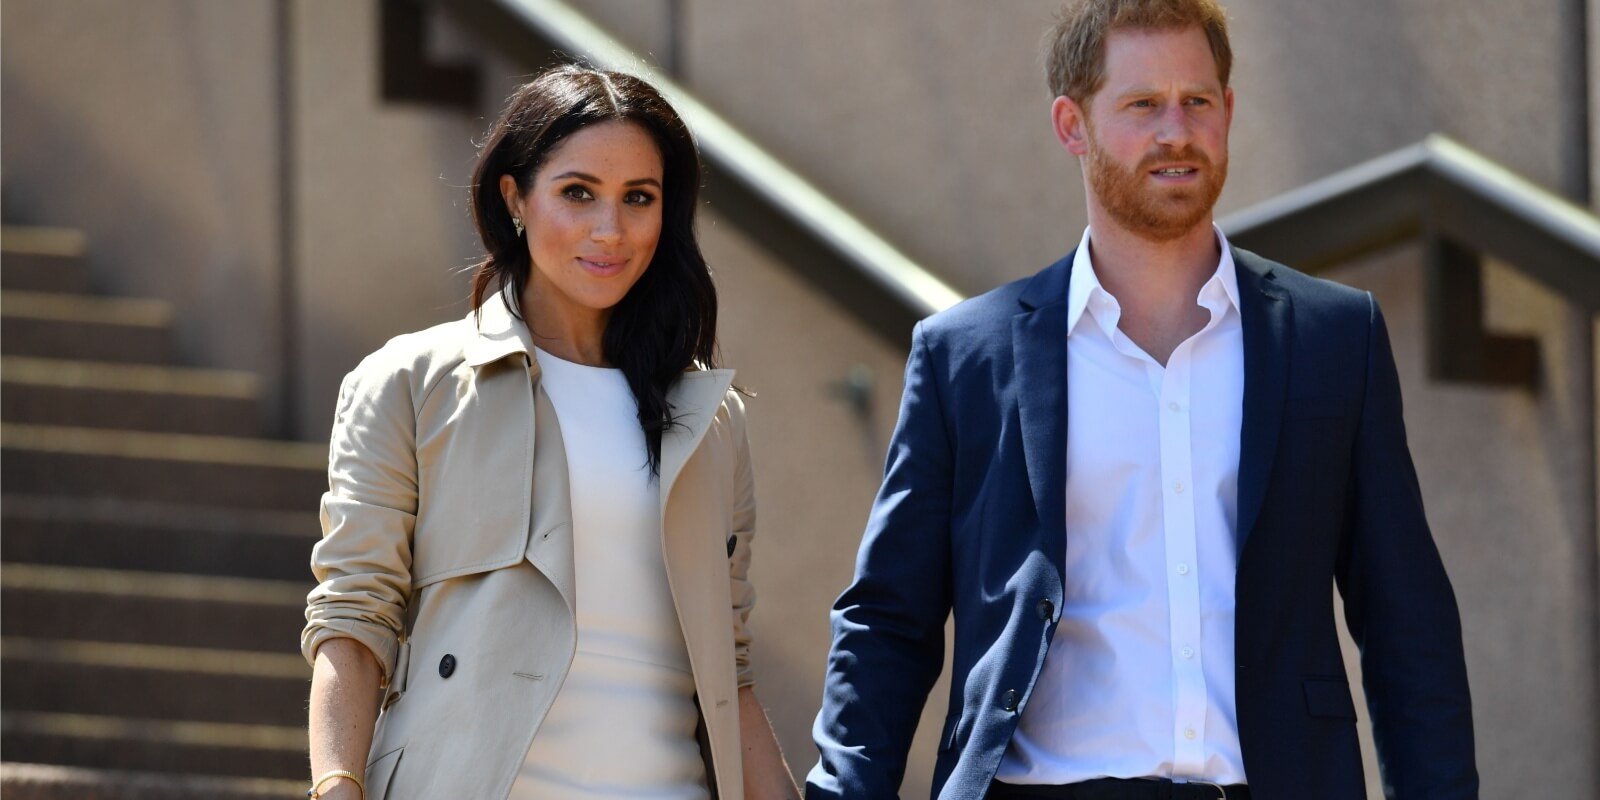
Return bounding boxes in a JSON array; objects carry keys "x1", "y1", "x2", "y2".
[{"x1": 520, "y1": 283, "x2": 611, "y2": 367}]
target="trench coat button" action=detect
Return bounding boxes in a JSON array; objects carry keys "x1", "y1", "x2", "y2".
[
  {"x1": 439, "y1": 654, "x2": 457, "y2": 678},
  {"x1": 1001, "y1": 689, "x2": 1019, "y2": 712},
  {"x1": 1036, "y1": 598, "x2": 1055, "y2": 621}
]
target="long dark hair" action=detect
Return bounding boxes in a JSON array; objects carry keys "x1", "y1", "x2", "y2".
[{"x1": 469, "y1": 65, "x2": 718, "y2": 475}]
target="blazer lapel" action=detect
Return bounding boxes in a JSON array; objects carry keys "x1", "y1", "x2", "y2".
[
  {"x1": 1013, "y1": 254, "x2": 1073, "y2": 553},
  {"x1": 1234, "y1": 249, "x2": 1293, "y2": 556},
  {"x1": 659, "y1": 369, "x2": 738, "y2": 509}
]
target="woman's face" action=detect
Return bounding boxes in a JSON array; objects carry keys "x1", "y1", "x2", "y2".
[{"x1": 503, "y1": 120, "x2": 665, "y2": 322}]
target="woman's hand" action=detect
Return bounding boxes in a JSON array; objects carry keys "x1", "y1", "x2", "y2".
[
  {"x1": 739, "y1": 685, "x2": 801, "y2": 800},
  {"x1": 308, "y1": 637, "x2": 383, "y2": 798}
]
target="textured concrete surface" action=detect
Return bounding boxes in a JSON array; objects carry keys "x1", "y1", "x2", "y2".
[{"x1": 1, "y1": 0, "x2": 285, "y2": 430}]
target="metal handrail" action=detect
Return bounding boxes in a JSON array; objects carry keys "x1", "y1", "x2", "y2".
[{"x1": 438, "y1": 0, "x2": 962, "y2": 345}]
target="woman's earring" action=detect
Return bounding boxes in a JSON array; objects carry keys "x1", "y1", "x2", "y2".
[{"x1": 513, "y1": 216, "x2": 525, "y2": 237}]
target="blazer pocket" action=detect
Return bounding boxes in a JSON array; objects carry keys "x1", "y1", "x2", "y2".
[
  {"x1": 365, "y1": 745, "x2": 404, "y2": 800},
  {"x1": 1286, "y1": 395, "x2": 1346, "y2": 421},
  {"x1": 1303, "y1": 677, "x2": 1357, "y2": 719}
]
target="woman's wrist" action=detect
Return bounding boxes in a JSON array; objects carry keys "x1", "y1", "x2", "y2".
[{"x1": 308, "y1": 770, "x2": 365, "y2": 799}]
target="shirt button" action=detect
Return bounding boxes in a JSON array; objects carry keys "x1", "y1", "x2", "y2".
[
  {"x1": 1173, "y1": 482, "x2": 1185, "y2": 494},
  {"x1": 1181, "y1": 646, "x2": 1195, "y2": 659},
  {"x1": 1184, "y1": 728, "x2": 1197, "y2": 740},
  {"x1": 1036, "y1": 598, "x2": 1055, "y2": 621},
  {"x1": 1176, "y1": 563, "x2": 1190, "y2": 575},
  {"x1": 439, "y1": 654, "x2": 457, "y2": 678},
  {"x1": 1168, "y1": 402, "x2": 1182, "y2": 413},
  {"x1": 1001, "y1": 689, "x2": 1019, "y2": 712}
]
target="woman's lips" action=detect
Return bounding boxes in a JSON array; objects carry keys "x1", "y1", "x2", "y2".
[{"x1": 576, "y1": 257, "x2": 627, "y2": 277}]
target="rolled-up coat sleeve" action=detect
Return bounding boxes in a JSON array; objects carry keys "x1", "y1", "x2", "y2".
[
  {"x1": 726, "y1": 391, "x2": 758, "y2": 689},
  {"x1": 301, "y1": 352, "x2": 419, "y2": 685}
]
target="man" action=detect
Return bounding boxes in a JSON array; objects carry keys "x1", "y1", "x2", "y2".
[{"x1": 807, "y1": 1, "x2": 1478, "y2": 798}]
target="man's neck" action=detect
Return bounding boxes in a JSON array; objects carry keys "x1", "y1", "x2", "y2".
[
  {"x1": 1084, "y1": 213, "x2": 1220, "y2": 308},
  {"x1": 1083, "y1": 211, "x2": 1223, "y2": 366}
]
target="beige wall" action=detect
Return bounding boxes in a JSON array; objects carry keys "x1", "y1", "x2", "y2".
[
  {"x1": 570, "y1": 0, "x2": 1586, "y2": 296},
  {"x1": 702, "y1": 205, "x2": 954, "y2": 794},
  {"x1": 1, "y1": 0, "x2": 285, "y2": 429}
]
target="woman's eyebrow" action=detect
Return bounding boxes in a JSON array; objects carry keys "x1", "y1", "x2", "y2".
[{"x1": 549, "y1": 170, "x2": 661, "y2": 189}]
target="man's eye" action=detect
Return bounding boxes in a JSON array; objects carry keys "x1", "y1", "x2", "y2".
[
  {"x1": 1131, "y1": 99, "x2": 1154, "y2": 108},
  {"x1": 1187, "y1": 97, "x2": 1211, "y2": 106}
]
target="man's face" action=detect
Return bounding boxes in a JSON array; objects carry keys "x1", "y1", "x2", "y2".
[{"x1": 1075, "y1": 26, "x2": 1232, "y2": 242}]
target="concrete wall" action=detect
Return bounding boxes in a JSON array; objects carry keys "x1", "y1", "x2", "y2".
[
  {"x1": 1, "y1": 0, "x2": 286, "y2": 429},
  {"x1": 570, "y1": 0, "x2": 1588, "y2": 293}
]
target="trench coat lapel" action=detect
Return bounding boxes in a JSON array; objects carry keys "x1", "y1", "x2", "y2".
[{"x1": 660, "y1": 369, "x2": 737, "y2": 508}]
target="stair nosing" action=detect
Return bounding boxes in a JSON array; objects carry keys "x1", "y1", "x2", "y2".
[
  {"x1": 2, "y1": 226, "x2": 88, "y2": 257},
  {"x1": 1, "y1": 563, "x2": 309, "y2": 606},
  {"x1": 0, "y1": 494, "x2": 318, "y2": 538},
  {"x1": 1, "y1": 423, "x2": 326, "y2": 470},
  {"x1": 2, "y1": 291, "x2": 170, "y2": 327},
  {"x1": 1, "y1": 637, "x2": 308, "y2": 679},
  {"x1": 1, "y1": 711, "x2": 306, "y2": 751},
  {"x1": 1, "y1": 356, "x2": 260, "y2": 398},
  {"x1": 0, "y1": 762, "x2": 306, "y2": 796}
]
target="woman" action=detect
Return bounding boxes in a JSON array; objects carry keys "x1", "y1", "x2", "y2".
[{"x1": 301, "y1": 65, "x2": 799, "y2": 800}]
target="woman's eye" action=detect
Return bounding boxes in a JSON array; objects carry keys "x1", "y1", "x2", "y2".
[
  {"x1": 561, "y1": 185, "x2": 593, "y2": 201},
  {"x1": 625, "y1": 190, "x2": 656, "y2": 206}
]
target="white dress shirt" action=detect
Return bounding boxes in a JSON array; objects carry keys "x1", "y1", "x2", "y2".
[
  {"x1": 510, "y1": 347, "x2": 709, "y2": 800},
  {"x1": 996, "y1": 226, "x2": 1248, "y2": 785}
]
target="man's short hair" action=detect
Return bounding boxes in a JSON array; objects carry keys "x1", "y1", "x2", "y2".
[{"x1": 1044, "y1": 0, "x2": 1233, "y2": 104}]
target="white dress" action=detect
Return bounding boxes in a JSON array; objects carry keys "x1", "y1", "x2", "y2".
[{"x1": 507, "y1": 347, "x2": 709, "y2": 800}]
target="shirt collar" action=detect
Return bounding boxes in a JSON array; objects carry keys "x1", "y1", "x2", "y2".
[{"x1": 1065, "y1": 224, "x2": 1241, "y2": 338}]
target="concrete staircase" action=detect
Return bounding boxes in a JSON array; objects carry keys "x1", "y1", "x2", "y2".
[{"x1": 2, "y1": 226, "x2": 324, "y2": 797}]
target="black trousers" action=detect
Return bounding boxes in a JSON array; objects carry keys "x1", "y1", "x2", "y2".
[{"x1": 987, "y1": 778, "x2": 1252, "y2": 800}]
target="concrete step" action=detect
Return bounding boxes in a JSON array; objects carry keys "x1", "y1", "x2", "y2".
[
  {"x1": 1, "y1": 713, "x2": 306, "y2": 780},
  {"x1": 2, "y1": 638, "x2": 308, "y2": 727},
  {"x1": 1, "y1": 424, "x2": 326, "y2": 511},
  {"x1": 1, "y1": 564, "x2": 308, "y2": 655},
  {"x1": 1, "y1": 495, "x2": 317, "y2": 582},
  {"x1": 1, "y1": 292, "x2": 170, "y2": 364},
  {"x1": 2, "y1": 357, "x2": 263, "y2": 436},
  {"x1": 0, "y1": 762, "x2": 305, "y2": 800},
  {"x1": 2, "y1": 226, "x2": 91, "y2": 294}
]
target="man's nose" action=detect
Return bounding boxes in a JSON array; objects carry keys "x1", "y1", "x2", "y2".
[{"x1": 1154, "y1": 105, "x2": 1193, "y2": 149}]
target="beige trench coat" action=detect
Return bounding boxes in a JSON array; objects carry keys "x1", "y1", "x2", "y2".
[{"x1": 301, "y1": 291, "x2": 756, "y2": 800}]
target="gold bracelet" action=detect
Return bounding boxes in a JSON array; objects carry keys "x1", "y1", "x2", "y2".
[{"x1": 307, "y1": 769, "x2": 365, "y2": 799}]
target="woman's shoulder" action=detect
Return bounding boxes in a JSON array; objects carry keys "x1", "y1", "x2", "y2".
[{"x1": 339, "y1": 317, "x2": 476, "y2": 405}]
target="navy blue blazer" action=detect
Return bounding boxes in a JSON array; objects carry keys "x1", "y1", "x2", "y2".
[{"x1": 807, "y1": 248, "x2": 1477, "y2": 800}]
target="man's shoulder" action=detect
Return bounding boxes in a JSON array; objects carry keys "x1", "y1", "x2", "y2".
[
  {"x1": 1233, "y1": 247, "x2": 1373, "y2": 325},
  {"x1": 918, "y1": 254, "x2": 1070, "y2": 346}
]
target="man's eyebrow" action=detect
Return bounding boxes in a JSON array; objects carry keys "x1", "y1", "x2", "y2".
[
  {"x1": 549, "y1": 171, "x2": 662, "y2": 189},
  {"x1": 1114, "y1": 85, "x2": 1221, "y2": 99}
]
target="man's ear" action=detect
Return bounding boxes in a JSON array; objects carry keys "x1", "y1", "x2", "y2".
[{"x1": 1052, "y1": 95, "x2": 1090, "y2": 156}]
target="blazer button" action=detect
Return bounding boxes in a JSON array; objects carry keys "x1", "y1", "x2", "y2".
[
  {"x1": 1001, "y1": 689, "x2": 1019, "y2": 712},
  {"x1": 1036, "y1": 598, "x2": 1055, "y2": 621},
  {"x1": 439, "y1": 654, "x2": 457, "y2": 678}
]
